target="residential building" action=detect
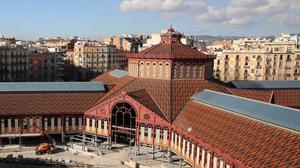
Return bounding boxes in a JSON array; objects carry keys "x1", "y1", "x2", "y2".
[
  {"x1": 73, "y1": 40, "x2": 116, "y2": 73},
  {"x1": 28, "y1": 52, "x2": 65, "y2": 81},
  {"x1": 0, "y1": 45, "x2": 28, "y2": 81},
  {"x1": 216, "y1": 33, "x2": 300, "y2": 81}
]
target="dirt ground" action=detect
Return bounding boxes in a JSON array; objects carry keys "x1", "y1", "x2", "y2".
[{"x1": 0, "y1": 145, "x2": 191, "y2": 168}]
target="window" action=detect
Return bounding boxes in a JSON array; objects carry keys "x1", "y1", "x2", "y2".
[
  {"x1": 179, "y1": 64, "x2": 183, "y2": 79},
  {"x1": 192, "y1": 64, "x2": 196, "y2": 78},
  {"x1": 140, "y1": 63, "x2": 144, "y2": 77},
  {"x1": 152, "y1": 63, "x2": 156, "y2": 78},
  {"x1": 146, "y1": 63, "x2": 150, "y2": 77},
  {"x1": 173, "y1": 64, "x2": 177, "y2": 78},
  {"x1": 198, "y1": 65, "x2": 203, "y2": 79},
  {"x1": 165, "y1": 63, "x2": 169, "y2": 79},
  {"x1": 186, "y1": 64, "x2": 190, "y2": 79},
  {"x1": 158, "y1": 63, "x2": 163, "y2": 78}
]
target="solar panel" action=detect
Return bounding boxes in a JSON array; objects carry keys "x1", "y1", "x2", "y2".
[
  {"x1": 191, "y1": 90, "x2": 300, "y2": 132},
  {"x1": 110, "y1": 69, "x2": 128, "y2": 78},
  {"x1": 0, "y1": 82, "x2": 105, "y2": 92},
  {"x1": 231, "y1": 80, "x2": 300, "y2": 89}
]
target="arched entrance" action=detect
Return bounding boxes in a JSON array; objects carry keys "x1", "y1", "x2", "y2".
[{"x1": 111, "y1": 102, "x2": 136, "y2": 144}]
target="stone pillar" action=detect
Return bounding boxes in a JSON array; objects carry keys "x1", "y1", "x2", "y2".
[{"x1": 226, "y1": 163, "x2": 231, "y2": 168}]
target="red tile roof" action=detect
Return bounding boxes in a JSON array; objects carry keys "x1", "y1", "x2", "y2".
[
  {"x1": 273, "y1": 89, "x2": 300, "y2": 109},
  {"x1": 173, "y1": 100, "x2": 300, "y2": 168},
  {"x1": 0, "y1": 92, "x2": 105, "y2": 116},
  {"x1": 227, "y1": 88, "x2": 273, "y2": 103},
  {"x1": 128, "y1": 43, "x2": 215, "y2": 60}
]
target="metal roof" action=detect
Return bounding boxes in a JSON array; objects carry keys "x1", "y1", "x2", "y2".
[
  {"x1": 231, "y1": 80, "x2": 300, "y2": 89},
  {"x1": 0, "y1": 82, "x2": 105, "y2": 92},
  {"x1": 110, "y1": 69, "x2": 128, "y2": 78},
  {"x1": 191, "y1": 89, "x2": 300, "y2": 132}
]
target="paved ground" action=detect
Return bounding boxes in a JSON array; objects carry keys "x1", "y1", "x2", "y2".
[{"x1": 0, "y1": 145, "x2": 191, "y2": 168}]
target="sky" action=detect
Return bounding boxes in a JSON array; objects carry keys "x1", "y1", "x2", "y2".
[{"x1": 0, "y1": 0, "x2": 299, "y2": 40}]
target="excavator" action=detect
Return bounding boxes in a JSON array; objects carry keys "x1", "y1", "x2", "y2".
[{"x1": 35, "y1": 134, "x2": 56, "y2": 155}]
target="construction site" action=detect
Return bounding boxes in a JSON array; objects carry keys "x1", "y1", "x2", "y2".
[{"x1": 0, "y1": 133, "x2": 191, "y2": 168}]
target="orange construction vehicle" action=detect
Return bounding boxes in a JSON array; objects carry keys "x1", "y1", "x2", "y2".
[
  {"x1": 35, "y1": 143, "x2": 54, "y2": 155},
  {"x1": 35, "y1": 134, "x2": 57, "y2": 155}
]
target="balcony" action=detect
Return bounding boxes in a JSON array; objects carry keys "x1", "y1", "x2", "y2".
[
  {"x1": 266, "y1": 64, "x2": 272, "y2": 68},
  {"x1": 256, "y1": 65, "x2": 262, "y2": 69},
  {"x1": 244, "y1": 65, "x2": 250, "y2": 68}
]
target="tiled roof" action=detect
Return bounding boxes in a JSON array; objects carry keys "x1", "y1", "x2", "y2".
[
  {"x1": 273, "y1": 89, "x2": 300, "y2": 109},
  {"x1": 128, "y1": 43, "x2": 215, "y2": 60},
  {"x1": 91, "y1": 76, "x2": 231, "y2": 122},
  {"x1": 192, "y1": 90, "x2": 300, "y2": 131},
  {"x1": 227, "y1": 88, "x2": 273, "y2": 103},
  {"x1": 173, "y1": 100, "x2": 300, "y2": 168},
  {"x1": 0, "y1": 92, "x2": 105, "y2": 116},
  {"x1": 127, "y1": 89, "x2": 168, "y2": 121}
]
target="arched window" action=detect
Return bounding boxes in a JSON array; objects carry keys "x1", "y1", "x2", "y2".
[
  {"x1": 165, "y1": 63, "x2": 169, "y2": 79},
  {"x1": 140, "y1": 63, "x2": 144, "y2": 77},
  {"x1": 146, "y1": 63, "x2": 150, "y2": 77},
  {"x1": 158, "y1": 63, "x2": 163, "y2": 78},
  {"x1": 111, "y1": 102, "x2": 136, "y2": 129},
  {"x1": 152, "y1": 63, "x2": 156, "y2": 78}
]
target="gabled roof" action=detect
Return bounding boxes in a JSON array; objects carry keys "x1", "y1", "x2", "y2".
[
  {"x1": 0, "y1": 92, "x2": 105, "y2": 116},
  {"x1": 173, "y1": 99, "x2": 300, "y2": 168},
  {"x1": 0, "y1": 82, "x2": 105, "y2": 92},
  {"x1": 128, "y1": 43, "x2": 215, "y2": 60},
  {"x1": 191, "y1": 90, "x2": 300, "y2": 132},
  {"x1": 127, "y1": 89, "x2": 168, "y2": 121},
  {"x1": 231, "y1": 80, "x2": 300, "y2": 89}
]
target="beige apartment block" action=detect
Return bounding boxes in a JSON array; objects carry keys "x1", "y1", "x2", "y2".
[
  {"x1": 215, "y1": 34, "x2": 300, "y2": 81},
  {"x1": 73, "y1": 41, "x2": 116, "y2": 73}
]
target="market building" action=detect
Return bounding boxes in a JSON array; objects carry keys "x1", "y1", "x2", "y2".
[{"x1": 0, "y1": 28, "x2": 299, "y2": 168}]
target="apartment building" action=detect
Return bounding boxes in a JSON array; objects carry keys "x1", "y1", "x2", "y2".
[
  {"x1": 215, "y1": 33, "x2": 300, "y2": 81},
  {"x1": 28, "y1": 52, "x2": 65, "y2": 81},
  {"x1": 73, "y1": 41, "x2": 116, "y2": 73},
  {"x1": 0, "y1": 45, "x2": 28, "y2": 81}
]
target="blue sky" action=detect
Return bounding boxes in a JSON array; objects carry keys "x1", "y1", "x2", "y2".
[{"x1": 0, "y1": 0, "x2": 299, "y2": 40}]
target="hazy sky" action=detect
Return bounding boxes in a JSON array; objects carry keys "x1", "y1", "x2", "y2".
[{"x1": 0, "y1": 0, "x2": 299, "y2": 40}]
